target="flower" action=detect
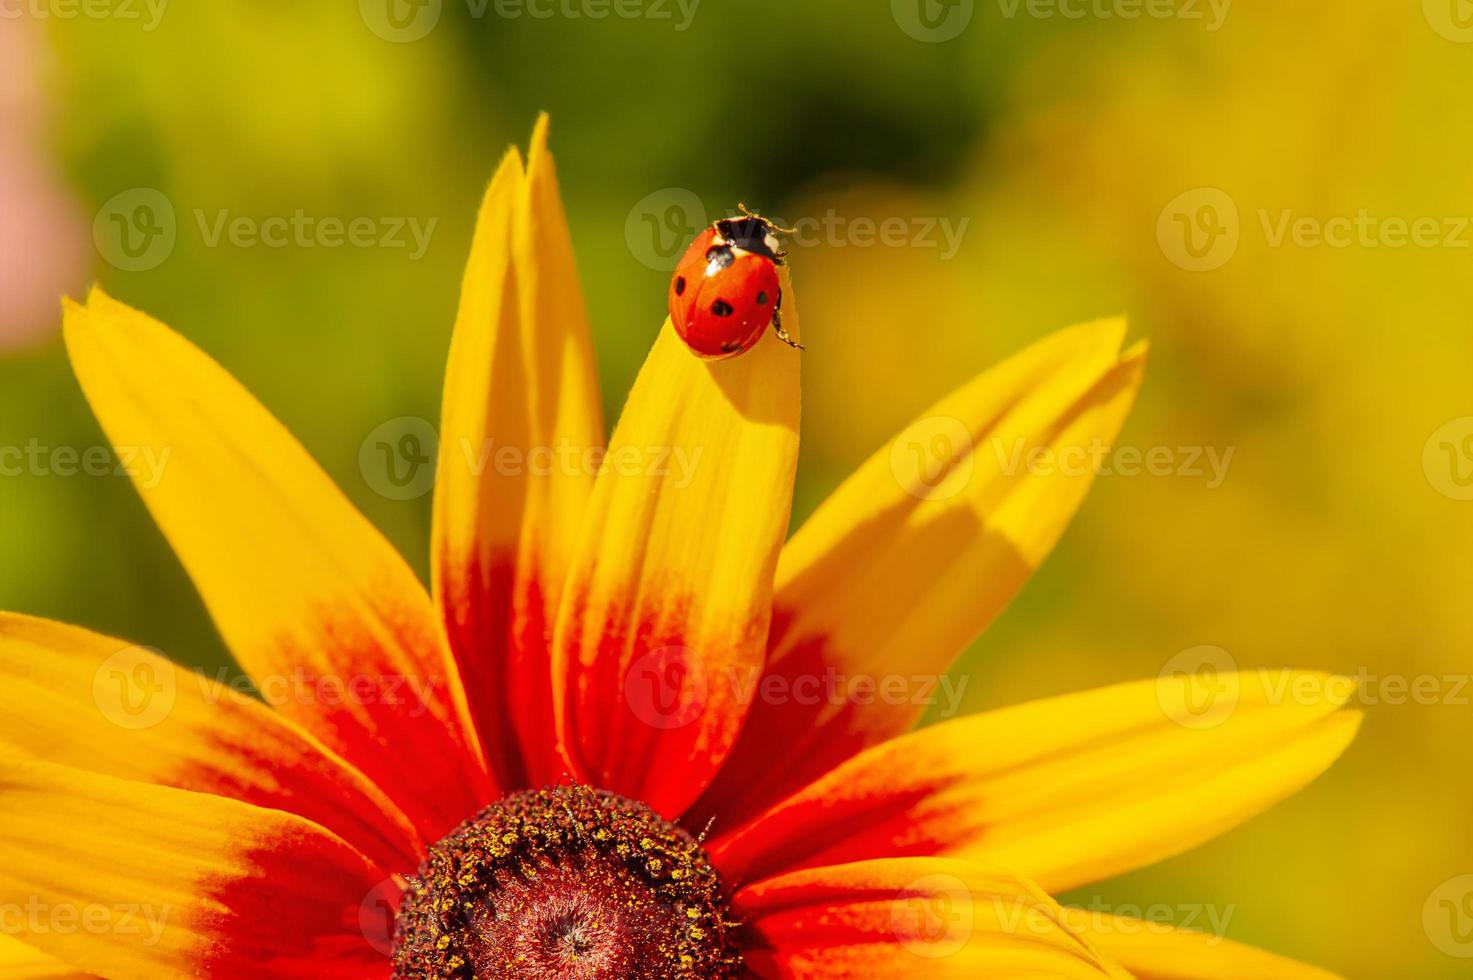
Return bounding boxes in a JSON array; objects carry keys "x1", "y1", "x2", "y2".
[
  {"x1": 0, "y1": 117, "x2": 1358, "y2": 979},
  {"x1": 0, "y1": 16, "x2": 87, "y2": 351}
]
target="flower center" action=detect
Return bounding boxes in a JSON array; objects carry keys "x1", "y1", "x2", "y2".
[{"x1": 391, "y1": 785, "x2": 740, "y2": 979}]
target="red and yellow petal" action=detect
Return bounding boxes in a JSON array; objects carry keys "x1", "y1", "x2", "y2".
[
  {"x1": 62, "y1": 288, "x2": 493, "y2": 841},
  {"x1": 0, "y1": 937, "x2": 91, "y2": 979},
  {"x1": 1061, "y1": 912, "x2": 1343, "y2": 980},
  {"x1": 736, "y1": 858, "x2": 1130, "y2": 979},
  {"x1": 552, "y1": 276, "x2": 802, "y2": 817},
  {"x1": 0, "y1": 762, "x2": 387, "y2": 980},
  {"x1": 432, "y1": 117, "x2": 604, "y2": 789},
  {"x1": 0, "y1": 613, "x2": 421, "y2": 871},
  {"x1": 698, "y1": 320, "x2": 1147, "y2": 824},
  {"x1": 712, "y1": 672, "x2": 1360, "y2": 894}
]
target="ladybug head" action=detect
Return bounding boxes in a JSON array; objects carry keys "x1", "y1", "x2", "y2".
[{"x1": 714, "y1": 215, "x2": 785, "y2": 265}]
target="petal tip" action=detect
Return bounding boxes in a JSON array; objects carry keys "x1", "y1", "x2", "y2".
[{"x1": 529, "y1": 112, "x2": 553, "y2": 165}]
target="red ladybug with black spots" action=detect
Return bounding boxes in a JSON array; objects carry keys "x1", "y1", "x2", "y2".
[{"x1": 668, "y1": 207, "x2": 804, "y2": 359}]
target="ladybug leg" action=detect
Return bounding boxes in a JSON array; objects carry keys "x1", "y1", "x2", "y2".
[{"x1": 771, "y1": 308, "x2": 805, "y2": 351}]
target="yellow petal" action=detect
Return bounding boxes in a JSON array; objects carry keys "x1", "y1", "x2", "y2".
[
  {"x1": 0, "y1": 761, "x2": 385, "y2": 980},
  {"x1": 735, "y1": 858, "x2": 1131, "y2": 979},
  {"x1": 699, "y1": 320, "x2": 1146, "y2": 822},
  {"x1": 553, "y1": 275, "x2": 802, "y2": 817},
  {"x1": 1061, "y1": 911, "x2": 1343, "y2": 980},
  {"x1": 0, "y1": 612, "x2": 421, "y2": 870},
  {"x1": 0, "y1": 937, "x2": 90, "y2": 979},
  {"x1": 62, "y1": 289, "x2": 492, "y2": 839},
  {"x1": 714, "y1": 671, "x2": 1360, "y2": 894},
  {"x1": 432, "y1": 115, "x2": 605, "y2": 787}
]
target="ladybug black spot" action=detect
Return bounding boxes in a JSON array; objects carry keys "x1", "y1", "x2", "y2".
[
  {"x1": 711, "y1": 300, "x2": 735, "y2": 317},
  {"x1": 674, "y1": 276, "x2": 686, "y2": 296},
  {"x1": 756, "y1": 291, "x2": 770, "y2": 306}
]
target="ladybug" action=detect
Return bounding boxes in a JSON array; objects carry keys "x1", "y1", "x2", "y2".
[{"x1": 669, "y1": 206, "x2": 804, "y2": 359}]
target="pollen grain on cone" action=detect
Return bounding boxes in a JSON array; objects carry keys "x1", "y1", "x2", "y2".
[{"x1": 392, "y1": 784, "x2": 740, "y2": 980}]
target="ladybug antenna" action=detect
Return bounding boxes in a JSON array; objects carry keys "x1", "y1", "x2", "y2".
[{"x1": 738, "y1": 202, "x2": 797, "y2": 236}]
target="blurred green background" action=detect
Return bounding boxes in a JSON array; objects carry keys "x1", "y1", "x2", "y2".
[{"x1": 2, "y1": 3, "x2": 1469, "y2": 976}]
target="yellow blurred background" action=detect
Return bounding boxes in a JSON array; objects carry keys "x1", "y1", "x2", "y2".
[{"x1": 1, "y1": 3, "x2": 1468, "y2": 975}]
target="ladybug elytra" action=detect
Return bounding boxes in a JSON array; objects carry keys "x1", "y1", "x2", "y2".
[{"x1": 668, "y1": 206, "x2": 804, "y2": 360}]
